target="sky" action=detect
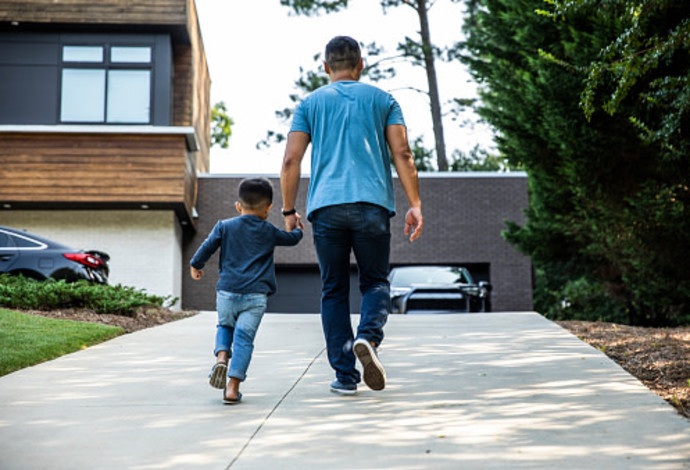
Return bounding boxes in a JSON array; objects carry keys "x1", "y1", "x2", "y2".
[{"x1": 194, "y1": 1, "x2": 495, "y2": 174}]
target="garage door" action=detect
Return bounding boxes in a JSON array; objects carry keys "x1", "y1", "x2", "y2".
[{"x1": 268, "y1": 266, "x2": 362, "y2": 313}]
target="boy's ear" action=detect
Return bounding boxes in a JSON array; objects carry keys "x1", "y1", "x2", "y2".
[{"x1": 235, "y1": 201, "x2": 243, "y2": 213}]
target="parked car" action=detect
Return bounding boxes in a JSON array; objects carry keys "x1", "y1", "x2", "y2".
[
  {"x1": 0, "y1": 226, "x2": 109, "y2": 284},
  {"x1": 389, "y1": 265, "x2": 492, "y2": 314}
]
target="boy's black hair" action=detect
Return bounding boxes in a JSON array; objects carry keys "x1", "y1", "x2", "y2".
[
  {"x1": 325, "y1": 36, "x2": 361, "y2": 72},
  {"x1": 238, "y1": 177, "x2": 273, "y2": 210}
]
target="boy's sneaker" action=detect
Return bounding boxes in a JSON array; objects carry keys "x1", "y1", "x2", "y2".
[
  {"x1": 330, "y1": 380, "x2": 357, "y2": 395},
  {"x1": 353, "y1": 338, "x2": 386, "y2": 391},
  {"x1": 208, "y1": 362, "x2": 228, "y2": 389}
]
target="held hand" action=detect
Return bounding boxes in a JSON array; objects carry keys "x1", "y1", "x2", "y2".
[
  {"x1": 190, "y1": 266, "x2": 203, "y2": 280},
  {"x1": 285, "y1": 213, "x2": 304, "y2": 231},
  {"x1": 404, "y1": 207, "x2": 424, "y2": 242}
]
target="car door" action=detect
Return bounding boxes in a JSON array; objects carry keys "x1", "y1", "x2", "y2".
[{"x1": 0, "y1": 229, "x2": 19, "y2": 273}]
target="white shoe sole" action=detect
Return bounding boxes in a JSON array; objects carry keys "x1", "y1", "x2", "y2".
[
  {"x1": 353, "y1": 339, "x2": 386, "y2": 391},
  {"x1": 330, "y1": 386, "x2": 358, "y2": 396}
]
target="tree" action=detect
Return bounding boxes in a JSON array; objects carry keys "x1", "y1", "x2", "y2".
[
  {"x1": 544, "y1": 0, "x2": 690, "y2": 161},
  {"x1": 450, "y1": 146, "x2": 507, "y2": 171},
  {"x1": 409, "y1": 136, "x2": 435, "y2": 171},
  {"x1": 545, "y1": 0, "x2": 690, "y2": 325},
  {"x1": 461, "y1": 0, "x2": 690, "y2": 326},
  {"x1": 277, "y1": 0, "x2": 464, "y2": 171},
  {"x1": 210, "y1": 101, "x2": 234, "y2": 149}
]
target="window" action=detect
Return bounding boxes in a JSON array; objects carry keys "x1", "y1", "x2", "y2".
[
  {"x1": 107, "y1": 70, "x2": 151, "y2": 123},
  {"x1": 0, "y1": 231, "x2": 12, "y2": 249},
  {"x1": 59, "y1": 45, "x2": 152, "y2": 124},
  {"x1": 62, "y1": 45, "x2": 103, "y2": 62},
  {"x1": 111, "y1": 46, "x2": 151, "y2": 63},
  {"x1": 0, "y1": 230, "x2": 46, "y2": 250},
  {"x1": 61, "y1": 69, "x2": 106, "y2": 122},
  {"x1": 10, "y1": 234, "x2": 46, "y2": 250}
]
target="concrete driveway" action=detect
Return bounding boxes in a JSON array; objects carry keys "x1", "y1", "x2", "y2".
[{"x1": 0, "y1": 312, "x2": 688, "y2": 469}]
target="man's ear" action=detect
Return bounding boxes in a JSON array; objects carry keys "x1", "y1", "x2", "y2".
[
  {"x1": 323, "y1": 61, "x2": 331, "y2": 75},
  {"x1": 235, "y1": 201, "x2": 242, "y2": 213}
]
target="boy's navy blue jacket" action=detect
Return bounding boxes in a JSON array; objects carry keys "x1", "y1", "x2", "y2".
[{"x1": 190, "y1": 215, "x2": 303, "y2": 295}]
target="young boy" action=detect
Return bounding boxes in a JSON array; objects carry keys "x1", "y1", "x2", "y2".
[{"x1": 190, "y1": 177, "x2": 303, "y2": 404}]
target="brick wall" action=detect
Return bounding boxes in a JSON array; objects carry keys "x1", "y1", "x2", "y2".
[{"x1": 183, "y1": 173, "x2": 532, "y2": 312}]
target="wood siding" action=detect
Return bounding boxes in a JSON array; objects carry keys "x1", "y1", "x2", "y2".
[
  {"x1": 0, "y1": 0, "x2": 188, "y2": 26},
  {"x1": 0, "y1": 132, "x2": 196, "y2": 225},
  {"x1": 189, "y1": 0, "x2": 210, "y2": 173}
]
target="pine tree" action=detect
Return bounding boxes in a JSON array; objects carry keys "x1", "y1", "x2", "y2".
[{"x1": 461, "y1": 0, "x2": 690, "y2": 325}]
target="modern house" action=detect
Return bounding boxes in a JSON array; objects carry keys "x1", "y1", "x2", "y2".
[
  {"x1": 0, "y1": 1, "x2": 533, "y2": 313},
  {"x1": 0, "y1": 0, "x2": 210, "y2": 303}
]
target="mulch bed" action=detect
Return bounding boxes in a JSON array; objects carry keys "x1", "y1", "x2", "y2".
[
  {"x1": 18, "y1": 307, "x2": 197, "y2": 334},
  {"x1": 558, "y1": 321, "x2": 690, "y2": 419}
]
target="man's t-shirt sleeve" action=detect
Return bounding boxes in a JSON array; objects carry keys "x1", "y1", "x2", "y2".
[
  {"x1": 386, "y1": 98, "x2": 406, "y2": 127},
  {"x1": 290, "y1": 101, "x2": 311, "y2": 135}
]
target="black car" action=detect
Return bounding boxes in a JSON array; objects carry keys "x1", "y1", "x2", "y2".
[
  {"x1": 0, "y1": 226, "x2": 109, "y2": 284},
  {"x1": 389, "y1": 265, "x2": 492, "y2": 314}
]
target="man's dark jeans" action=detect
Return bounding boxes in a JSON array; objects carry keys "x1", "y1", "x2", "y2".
[{"x1": 310, "y1": 203, "x2": 391, "y2": 385}]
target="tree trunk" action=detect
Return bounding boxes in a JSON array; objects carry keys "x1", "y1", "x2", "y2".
[{"x1": 417, "y1": 0, "x2": 448, "y2": 171}]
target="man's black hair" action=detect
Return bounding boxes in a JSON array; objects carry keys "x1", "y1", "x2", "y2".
[
  {"x1": 325, "y1": 35, "x2": 361, "y2": 71},
  {"x1": 238, "y1": 177, "x2": 273, "y2": 210}
]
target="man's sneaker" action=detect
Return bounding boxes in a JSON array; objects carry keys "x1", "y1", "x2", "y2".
[
  {"x1": 353, "y1": 338, "x2": 386, "y2": 391},
  {"x1": 208, "y1": 362, "x2": 228, "y2": 389},
  {"x1": 330, "y1": 380, "x2": 357, "y2": 395}
]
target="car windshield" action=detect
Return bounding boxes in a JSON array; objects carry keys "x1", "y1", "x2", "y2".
[{"x1": 391, "y1": 267, "x2": 471, "y2": 286}]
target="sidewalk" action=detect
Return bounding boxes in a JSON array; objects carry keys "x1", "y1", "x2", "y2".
[{"x1": 0, "y1": 312, "x2": 688, "y2": 469}]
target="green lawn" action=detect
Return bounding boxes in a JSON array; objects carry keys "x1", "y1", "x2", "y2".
[{"x1": 0, "y1": 308, "x2": 124, "y2": 376}]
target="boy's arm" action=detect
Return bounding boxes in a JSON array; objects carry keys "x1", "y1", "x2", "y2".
[
  {"x1": 189, "y1": 221, "x2": 223, "y2": 272},
  {"x1": 274, "y1": 227, "x2": 304, "y2": 247}
]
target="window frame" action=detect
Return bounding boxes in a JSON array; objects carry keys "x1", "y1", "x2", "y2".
[{"x1": 58, "y1": 43, "x2": 155, "y2": 125}]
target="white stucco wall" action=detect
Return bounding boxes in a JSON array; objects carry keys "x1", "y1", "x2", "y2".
[{"x1": 0, "y1": 210, "x2": 182, "y2": 309}]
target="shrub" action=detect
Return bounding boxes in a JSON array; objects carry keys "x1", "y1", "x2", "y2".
[
  {"x1": 0, "y1": 274, "x2": 177, "y2": 316},
  {"x1": 542, "y1": 276, "x2": 629, "y2": 324}
]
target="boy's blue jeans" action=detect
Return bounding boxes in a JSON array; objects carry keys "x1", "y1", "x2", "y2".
[
  {"x1": 214, "y1": 291, "x2": 267, "y2": 382},
  {"x1": 310, "y1": 203, "x2": 391, "y2": 386}
]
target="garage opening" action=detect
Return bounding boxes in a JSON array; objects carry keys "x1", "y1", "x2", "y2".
[
  {"x1": 269, "y1": 265, "x2": 361, "y2": 314},
  {"x1": 269, "y1": 263, "x2": 490, "y2": 314}
]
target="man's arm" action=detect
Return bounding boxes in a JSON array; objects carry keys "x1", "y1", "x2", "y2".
[
  {"x1": 280, "y1": 131, "x2": 310, "y2": 230},
  {"x1": 386, "y1": 124, "x2": 424, "y2": 242}
]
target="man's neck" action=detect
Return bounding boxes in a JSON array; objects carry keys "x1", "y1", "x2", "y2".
[{"x1": 330, "y1": 69, "x2": 359, "y2": 83}]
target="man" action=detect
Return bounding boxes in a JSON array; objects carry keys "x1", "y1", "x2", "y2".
[{"x1": 280, "y1": 35, "x2": 423, "y2": 395}]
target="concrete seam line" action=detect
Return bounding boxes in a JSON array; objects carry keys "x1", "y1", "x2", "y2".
[{"x1": 225, "y1": 346, "x2": 327, "y2": 469}]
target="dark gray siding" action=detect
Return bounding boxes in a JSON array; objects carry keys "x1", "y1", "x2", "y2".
[{"x1": 182, "y1": 173, "x2": 533, "y2": 313}]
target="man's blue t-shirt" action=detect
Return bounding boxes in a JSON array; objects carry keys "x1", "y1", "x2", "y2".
[
  {"x1": 289, "y1": 80, "x2": 406, "y2": 218},
  {"x1": 190, "y1": 215, "x2": 303, "y2": 295}
]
